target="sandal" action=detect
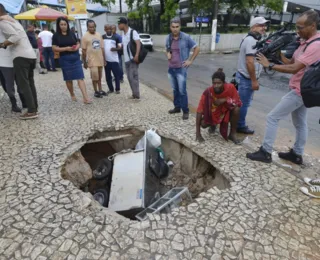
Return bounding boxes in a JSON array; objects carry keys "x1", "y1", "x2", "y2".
[
  {"x1": 83, "y1": 99, "x2": 93, "y2": 104},
  {"x1": 71, "y1": 96, "x2": 77, "y2": 102},
  {"x1": 228, "y1": 135, "x2": 242, "y2": 145}
]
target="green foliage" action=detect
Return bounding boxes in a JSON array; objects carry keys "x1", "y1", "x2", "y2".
[
  {"x1": 128, "y1": 11, "x2": 141, "y2": 19},
  {"x1": 92, "y1": 0, "x2": 116, "y2": 7},
  {"x1": 160, "y1": 0, "x2": 179, "y2": 20}
]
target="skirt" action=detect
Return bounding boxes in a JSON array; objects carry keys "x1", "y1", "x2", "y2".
[{"x1": 59, "y1": 51, "x2": 84, "y2": 81}]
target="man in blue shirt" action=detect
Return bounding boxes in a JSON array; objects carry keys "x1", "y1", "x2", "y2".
[
  {"x1": 166, "y1": 17, "x2": 200, "y2": 120},
  {"x1": 112, "y1": 25, "x2": 124, "y2": 82}
]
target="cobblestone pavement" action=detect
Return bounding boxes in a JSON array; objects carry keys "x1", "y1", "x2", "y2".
[{"x1": 0, "y1": 71, "x2": 320, "y2": 260}]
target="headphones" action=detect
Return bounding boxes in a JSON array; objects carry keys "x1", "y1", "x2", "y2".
[{"x1": 248, "y1": 31, "x2": 262, "y2": 41}]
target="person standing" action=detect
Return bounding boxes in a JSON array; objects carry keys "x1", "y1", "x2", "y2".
[
  {"x1": 236, "y1": 17, "x2": 269, "y2": 134},
  {"x1": 103, "y1": 24, "x2": 122, "y2": 94},
  {"x1": 166, "y1": 17, "x2": 200, "y2": 120},
  {"x1": 118, "y1": 17, "x2": 141, "y2": 99},
  {"x1": 0, "y1": 5, "x2": 38, "y2": 119},
  {"x1": 35, "y1": 30, "x2": 47, "y2": 74},
  {"x1": 112, "y1": 24, "x2": 124, "y2": 83},
  {"x1": 0, "y1": 28, "x2": 23, "y2": 112},
  {"x1": 27, "y1": 24, "x2": 44, "y2": 74},
  {"x1": 81, "y1": 20, "x2": 107, "y2": 98},
  {"x1": 52, "y1": 17, "x2": 91, "y2": 104},
  {"x1": 247, "y1": 10, "x2": 320, "y2": 164},
  {"x1": 39, "y1": 25, "x2": 57, "y2": 71}
]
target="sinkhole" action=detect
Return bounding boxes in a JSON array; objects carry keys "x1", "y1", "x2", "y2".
[{"x1": 61, "y1": 128, "x2": 230, "y2": 220}]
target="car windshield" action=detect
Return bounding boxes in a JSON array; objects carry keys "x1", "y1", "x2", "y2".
[{"x1": 140, "y1": 35, "x2": 151, "y2": 39}]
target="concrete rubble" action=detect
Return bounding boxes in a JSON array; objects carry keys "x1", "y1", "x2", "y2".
[{"x1": 0, "y1": 71, "x2": 319, "y2": 259}]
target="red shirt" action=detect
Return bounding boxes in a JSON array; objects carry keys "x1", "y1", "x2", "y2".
[{"x1": 197, "y1": 83, "x2": 241, "y2": 125}]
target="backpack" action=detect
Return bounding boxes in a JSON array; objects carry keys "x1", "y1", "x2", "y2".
[
  {"x1": 300, "y1": 38, "x2": 320, "y2": 108},
  {"x1": 127, "y1": 29, "x2": 148, "y2": 63}
]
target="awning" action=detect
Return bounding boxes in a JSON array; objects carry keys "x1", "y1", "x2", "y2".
[
  {"x1": 1, "y1": 0, "x2": 25, "y2": 14},
  {"x1": 14, "y1": 6, "x2": 75, "y2": 21}
]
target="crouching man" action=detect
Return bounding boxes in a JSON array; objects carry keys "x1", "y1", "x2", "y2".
[{"x1": 196, "y1": 69, "x2": 242, "y2": 144}]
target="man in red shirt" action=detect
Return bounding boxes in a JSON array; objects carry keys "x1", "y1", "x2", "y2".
[
  {"x1": 196, "y1": 69, "x2": 242, "y2": 144},
  {"x1": 247, "y1": 10, "x2": 320, "y2": 164}
]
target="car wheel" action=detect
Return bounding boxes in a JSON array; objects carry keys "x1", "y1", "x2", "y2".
[
  {"x1": 150, "y1": 47, "x2": 154, "y2": 52},
  {"x1": 93, "y1": 188, "x2": 109, "y2": 207},
  {"x1": 93, "y1": 158, "x2": 113, "y2": 180}
]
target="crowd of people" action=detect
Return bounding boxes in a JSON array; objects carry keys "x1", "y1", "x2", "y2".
[{"x1": 0, "y1": 4, "x2": 320, "y2": 197}]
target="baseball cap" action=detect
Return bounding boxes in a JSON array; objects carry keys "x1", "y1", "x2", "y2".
[
  {"x1": 250, "y1": 17, "x2": 270, "y2": 27},
  {"x1": 118, "y1": 17, "x2": 128, "y2": 25}
]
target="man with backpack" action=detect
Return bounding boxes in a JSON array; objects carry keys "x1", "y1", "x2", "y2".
[
  {"x1": 118, "y1": 17, "x2": 142, "y2": 100},
  {"x1": 247, "y1": 10, "x2": 320, "y2": 167},
  {"x1": 166, "y1": 17, "x2": 200, "y2": 120}
]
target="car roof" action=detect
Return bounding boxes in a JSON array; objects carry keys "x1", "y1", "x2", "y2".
[{"x1": 139, "y1": 33, "x2": 151, "y2": 36}]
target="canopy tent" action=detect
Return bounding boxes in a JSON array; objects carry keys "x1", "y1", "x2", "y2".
[{"x1": 14, "y1": 6, "x2": 75, "y2": 21}]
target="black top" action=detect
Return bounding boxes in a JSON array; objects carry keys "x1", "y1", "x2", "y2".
[
  {"x1": 27, "y1": 31, "x2": 38, "y2": 49},
  {"x1": 52, "y1": 32, "x2": 78, "y2": 56}
]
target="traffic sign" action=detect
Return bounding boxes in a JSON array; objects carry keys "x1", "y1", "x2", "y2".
[{"x1": 195, "y1": 17, "x2": 210, "y2": 23}]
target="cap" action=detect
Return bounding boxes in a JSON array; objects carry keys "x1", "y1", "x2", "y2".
[
  {"x1": 250, "y1": 17, "x2": 270, "y2": 27},
  {"x1": 118, "y1": 17, "x2": 128, "y2": 25}
]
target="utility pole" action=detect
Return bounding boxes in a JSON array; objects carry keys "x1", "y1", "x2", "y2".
[
  {"x1": 119, "y1": 0, "x2": 122, "y2": 13},
  {"x1": 210, "y1": 0, "x2": 219, "y2": 52}
]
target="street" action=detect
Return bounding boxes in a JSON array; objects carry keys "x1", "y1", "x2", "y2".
[{"x1": 139, "y1": 51, "x2": 320, "y2": 158}]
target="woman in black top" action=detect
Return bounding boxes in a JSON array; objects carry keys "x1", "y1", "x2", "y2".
[{"x1": 52, "y1": 17, "x2": 91, "y2": 104}]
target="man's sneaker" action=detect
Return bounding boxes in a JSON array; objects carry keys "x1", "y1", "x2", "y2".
[
  {"x1": 182, "y1": 113, "x2": 189, "y2": 120},
  {"x1": 278, "y1": 149, "x2": 303, "y2": 165},
  {"x1": 107, "y1": 91, "x2": 114, "y2": 95},
  {"x1": 116, "y1": 91, "x2": 120, "y2": 94},
  {"x1": 100, "y1": 90, "x2": 108, "y2": 96},
  {"x1": 20, "y1": 112, "x2": 38, "y2": 120},
  {"x1": 120, "y1": 79, "x2": 124, "y2": 83},
  {"x1": 169, "y1": 108, "x2": 181, "y2": 114},
  {"x1": 303, "y1": 178, "x2": 320, "y2": 187},
  {"x1": 300, "y1": 186, "x2": 320, "y2": 198},
  {"x1": 237, "y1": 126, "x2": 255, "y2": 135},
  {"x1": 246, "y1": 146, "x2": 272, "y2": 163},
  {"x1": 94, "y1": 91, "x2": 103, "y2": 98}
]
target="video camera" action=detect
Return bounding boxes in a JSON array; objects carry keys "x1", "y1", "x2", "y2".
[{"x1": 253, "y1": 26, "x2": 299, "y2": 64}]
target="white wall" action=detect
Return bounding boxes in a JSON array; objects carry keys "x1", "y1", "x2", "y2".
[
  {"x1": 91, "y1": 13, "x2": 125, "y2": 36},
  {"x1": 151, "y1": 33, "x2": 247, "y2": 52}
]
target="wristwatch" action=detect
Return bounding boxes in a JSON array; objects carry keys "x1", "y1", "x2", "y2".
[{"x1": 268, "y1": 63, "x2": 275, "y2": 71}]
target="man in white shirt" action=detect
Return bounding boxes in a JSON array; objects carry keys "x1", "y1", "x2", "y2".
[
  {"x1": 39, "y1": 25, "x2": 56, "y2": 71},
  {"x1": 0, "y1": 29, "x2": 23, "y2": 112},
  {"x1": 0, "y1": 4, "x2": 38, "y2": 120},
  {"x1": 103, "y1": 24, "x2": 122, "y2": 94},
  {"x1": 118, "y1": 17, "x2": 141, "y2": 99}
]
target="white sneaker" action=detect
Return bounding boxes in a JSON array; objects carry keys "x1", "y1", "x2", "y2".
[
  {"x1": 303, "y1": 178, "x2": 320, "y2": 187},
  {"x1": 300, "y1": 186, "x2": 320, "y2": 198}
]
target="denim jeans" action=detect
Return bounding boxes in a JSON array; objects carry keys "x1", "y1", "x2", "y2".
[
  {"x1": 168, "y1": 67, "x2": 189, "y2": 113},
  {"x1": 42, "y1": 47, "x2": 55, "y2": 70},
  {"x1": 105, "y1": 62, "x2": 120, "y2": 92},
  {"x1": 118, "y1": 54, "x2": 124, "y2": 80},
  {"x1": 236, "y1": 72, "x2": 254, "y2": 129},
  {"x1": 262, "y1": 90, "x2": 308, "y2": 155}
]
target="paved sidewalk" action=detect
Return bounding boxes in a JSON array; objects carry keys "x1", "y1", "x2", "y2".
[{"x1": 0, "y1": 71, "x2": 319, "y2": 260}]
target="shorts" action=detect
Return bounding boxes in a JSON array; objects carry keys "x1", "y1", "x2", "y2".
[{"x1": 90, "y1": 66, "x2": 102, "y2": 81}]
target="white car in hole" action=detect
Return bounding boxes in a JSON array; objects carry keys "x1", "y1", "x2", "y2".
[{"x1": 139, "y1": 33, "x2": 154, "y2": 51}]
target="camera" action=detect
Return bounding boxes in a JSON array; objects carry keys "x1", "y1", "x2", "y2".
[{"x1": 253, "y1": 26, "x2": 299, "y2": 64}]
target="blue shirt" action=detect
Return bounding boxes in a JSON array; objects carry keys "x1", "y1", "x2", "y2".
[{"x1": 165, "y1": 32, "x2": 197, "y2": 65}]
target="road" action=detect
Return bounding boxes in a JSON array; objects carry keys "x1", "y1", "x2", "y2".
[{"x1": 138, "y1": 51, "x2": 320, "y2": 158}]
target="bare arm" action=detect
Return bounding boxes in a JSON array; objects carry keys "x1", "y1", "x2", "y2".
[
  {"x1": 246, "y1": 56, "x2": 257, "y2": 81},
  {"x1": 189, "y1": 46, "x2": 200, "y2": 62},
  {"x1": 272, "y1": 61, "x2": 305, "y2": 74},
  {"x1": 102, "y1": 47, "x2": 107, "y2": 66},
  {"x1": 196, "y1": 112, "x2": 205, "y2": 142},
  {"x1": 135, "y1": 39, "x2": 141, "y2": 57},
  {"x1": 280, "y1": 53, "x2": 294, "y2": 65}
]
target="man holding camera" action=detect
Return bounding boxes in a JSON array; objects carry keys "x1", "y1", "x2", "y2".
[
  {"x1": 236, "y1": 17, "x2": 269, "y2": 135},
  {"x1": 247, "y1": 10, "x2": 320, "y2": 164}
]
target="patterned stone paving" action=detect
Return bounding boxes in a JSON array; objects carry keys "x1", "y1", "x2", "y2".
[{"x1": 0, "y1": 71, "x2": 320, "y2": 260}]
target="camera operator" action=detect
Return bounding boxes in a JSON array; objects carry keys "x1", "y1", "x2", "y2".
[
  {"x1": 236, "y1": 17, "x2": 269, "y2": 135},
  {"x1": 247, "y1": 10, "x2": 320, "y2": 164}
]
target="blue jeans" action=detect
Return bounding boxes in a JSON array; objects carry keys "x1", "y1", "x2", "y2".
[
  {"x1": 42, "y1": 47, "x2": 55, "y2": 70},
  {"x1": 262, "y1": 90, "x2": 308, "y2": 155},
  {"x1": 118, "y1": 54, "x2": 124, "y2": 80},
  {"x1": 105, "y1": 62, "x2": 120, "y2": 92},
  {"x1": 236, "y1": 72, "x2": 254, "y2": 129},
  {"x1": 168, "y1": 67, "x2": 189, "y2": 113}
]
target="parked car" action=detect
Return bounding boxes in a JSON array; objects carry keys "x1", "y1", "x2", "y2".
[{"x1": 139, "y1": 33, "x2": 153, "y2": 51}]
